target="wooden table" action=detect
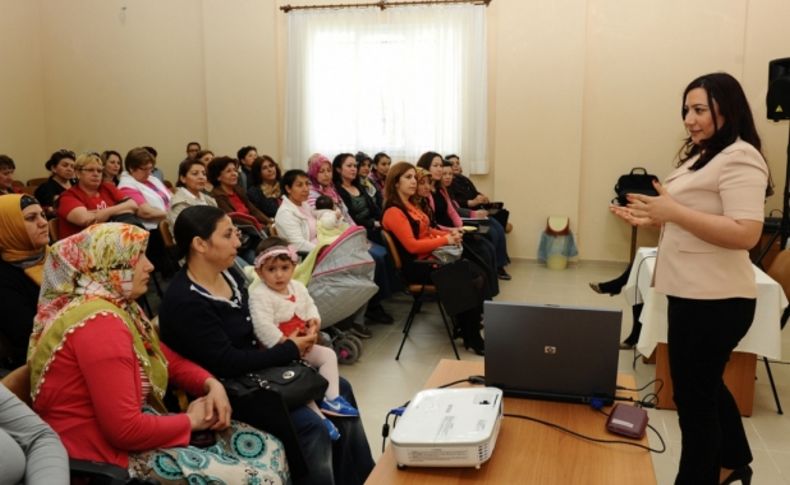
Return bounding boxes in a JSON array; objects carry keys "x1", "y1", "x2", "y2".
[{"x1": 366, "y1": 360, "x2": 656, "y2": 485}]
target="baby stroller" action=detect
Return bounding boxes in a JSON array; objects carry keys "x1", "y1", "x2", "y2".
[{"x1": 307, "y1": 226, "x2": 378, "y2": 365}]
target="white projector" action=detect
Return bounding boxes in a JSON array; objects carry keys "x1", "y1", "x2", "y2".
[{"x1": 390, "y1": 387, "x2": 503, "y2": 469}]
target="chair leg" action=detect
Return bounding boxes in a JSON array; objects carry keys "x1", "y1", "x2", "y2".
[
  {"x1": 437, "y1": 302, "x2": 460, "y2": 360},
  {"x1": 763, "y1": 356, "x2": 784, "y2": 415},
  {"x1": 395, "y1": 299, "x2": 420, "y2": 361}
]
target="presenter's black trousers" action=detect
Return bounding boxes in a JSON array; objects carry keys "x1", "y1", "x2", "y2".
[{"x1": 667, "y1": 296, "x2": 755, "y2": 485}]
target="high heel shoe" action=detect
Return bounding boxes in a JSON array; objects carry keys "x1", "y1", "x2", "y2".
[
  {"x1": 589, "y1": 282, "x2": 619, "y2": 296},
  {"x1": 720, "y1": 465, "x2": 752, "y2": 485}
]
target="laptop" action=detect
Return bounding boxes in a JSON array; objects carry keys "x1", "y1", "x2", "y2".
[{"x1": 484, "y1": 301, "x2": 621, "y2": 405}]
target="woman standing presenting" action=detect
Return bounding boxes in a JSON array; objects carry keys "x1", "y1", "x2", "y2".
[{"x1": 612, "y1": 73, "x2": 769, "y2": 485}]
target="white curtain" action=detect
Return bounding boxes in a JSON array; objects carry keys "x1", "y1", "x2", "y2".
[{"x1": 284, "y1": 5, "x2": 488, "y2": 173}]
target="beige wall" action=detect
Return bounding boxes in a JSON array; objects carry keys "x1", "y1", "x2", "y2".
[
  {"x1": 0, "y1": 0, "x2": 47, "y2": 181},
  {"x1": 2, "y1": 0, "x2": 790, "y2": 262}
]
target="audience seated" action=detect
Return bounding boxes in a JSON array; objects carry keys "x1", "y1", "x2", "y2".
[
  {"x1": 100, "y1": 150, "x2": 122, "y2": 185},
  {"x1": 334, "y1": 153, "x2": 394, "y2": 323},
  {"x1": 166, "y1": 159, "x2": 218, "y2": 237},
  {"x1": 368, "y1": 152, "x2": 391, "y2": 195},
  {"x1": 413, "y1": 166, "x2": 498, "y2": 298},
  {"x1": 159, "y1": 206, "x2": 375, "y2": 485},
  {"x1": 185, "y1": 141, "x2": 202, "y2": 162},
  {"x1": 382, "y1": 162, "x2": 486, "y2": 355},
  {"x1": 0, "y1": 155, "x2": 21, "y2": 195},
  {"x1": 0, "y1": 384, "x2": 68, "y2": 484},
  {"x1": 118, "y1": 147, "x2": 171, "y2": 230},
  {"x1": 208, "y1": 156, "x2": 270, "y2": 263},
  {"x1": 57, "y1": 153, "x2": 139, "y2": 239},
  {"x1": 28, "y1": 223, "x2": 289, "y2": 483},
  {"x1": 237, "y1": 145, "x2": 258, "y2": 191},
  {"x1": 196, "y1": 149, "x2": 214, "y2": 166},
  {"x1": 447, "y1": 153, "x2": 511, "y2": 230},
  {"x1": 247, "y1": 155, "x2": 283, "y2": 218},
  {"x1": 208, "y1": 156, "x2": 270, "y2": 229},
  {"x1": 118, "y1": 147, "x2": 175, "y2": 276},
  {"x1": 142, "y1": 146, "x2": 165, "y2": 182},
  {"x1": 417, "y1": 151, "x2": 511, "y2": 281},
  {"x1": 306, "y1": 153, "x2": 353, "y2": 223},
  {"x1": 275, "y1": 169, "x2": 320, "y2": 254},
  {"x1": 0, "y1": 195, "x2": 48, "y2": 368},
  {"x1": 34, "y1": 149, "x2": 76, "y2": 218},
  {"x1": 355, "y1": 151, "x2": 382, "y2": 208}
]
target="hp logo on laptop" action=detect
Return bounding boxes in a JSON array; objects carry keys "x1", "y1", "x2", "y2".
[{"x1": 544, "y1": 345, "x2": 557, "y2": 355}]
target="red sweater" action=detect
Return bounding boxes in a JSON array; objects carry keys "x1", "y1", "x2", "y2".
[
  {"x1": 33, "y1": 314, "x2": 211, "y2": 468},
  {"x1": 57, "y1": 182, "x2": 127, "y2": 238},
  {"x1": 382, "y1": 204, "x2": 450, "y2": 258}
]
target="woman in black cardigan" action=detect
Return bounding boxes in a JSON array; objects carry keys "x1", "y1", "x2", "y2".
[
  {"x1": 158, "y1": 205, "x2": 374, "y2": 485},
  {"x1": 0, "y1": 195, "x2": 49, "y2": 368}
]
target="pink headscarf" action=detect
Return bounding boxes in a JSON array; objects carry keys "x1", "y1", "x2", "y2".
[{"x1": 306, "y1": 153, "x2": 342, "y2": 205}]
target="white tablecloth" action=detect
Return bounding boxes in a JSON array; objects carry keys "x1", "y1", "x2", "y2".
[{"x1": 624, "y1": 247, "x2": 787, "y2": 360}]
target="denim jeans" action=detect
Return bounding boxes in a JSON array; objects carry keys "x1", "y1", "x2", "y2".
[{"x1": 290, "y1": 377, "x2": 374, "y2": 485}]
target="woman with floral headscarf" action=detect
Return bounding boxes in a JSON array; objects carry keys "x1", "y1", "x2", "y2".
[
  {"x1": 0, "y1": 194, "x2": 49, "y2": 368},
  {"x1": 27, "y1": 223, "x2": 289, "y2": 484}
]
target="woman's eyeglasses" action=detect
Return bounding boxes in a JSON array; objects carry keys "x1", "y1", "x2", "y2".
[{"x1": 79, "y1": 167, "x2": 103, "y2": 174}]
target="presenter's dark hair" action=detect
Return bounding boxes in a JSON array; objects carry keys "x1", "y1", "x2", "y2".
[
  {"x1": 173, "y1": 205, "x2": 227, "y2": 261},
  {"x1": 679, "y1": 72, "x2": 762, "y2": 171}
]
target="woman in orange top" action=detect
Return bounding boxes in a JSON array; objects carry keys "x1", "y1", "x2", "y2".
[{"x1": 382, "y1": 162, "x2": 485, "y2": 355}]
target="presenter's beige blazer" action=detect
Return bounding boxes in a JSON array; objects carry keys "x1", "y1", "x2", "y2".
[{"x1": 653, "y1": 139, "x2": 768, "y2": 300}]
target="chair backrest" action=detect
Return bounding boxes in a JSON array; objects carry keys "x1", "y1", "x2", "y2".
[
  {"x1": 159, "y1": 220, "x2": 176, "y2": 249},
  {"x1": 767, "y1": 249, "x2": 790, "y2": 301},
  {"x1": 48, "y1": 218, "x2": 59, "y2": 242},
  {"x1": 380, "y1": 229, "x2": 402, "y2": 270},
  {"x1": 27, "y1": 177, "x2": 49, "y2": 187}
]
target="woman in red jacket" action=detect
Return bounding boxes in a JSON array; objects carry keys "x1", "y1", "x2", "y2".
[
  {"x1": 27, "y1": 222, "x2": 288, "y2": 484},
  {"x1": 381, "y1": 162, "x2": 485, "y2": 355}
]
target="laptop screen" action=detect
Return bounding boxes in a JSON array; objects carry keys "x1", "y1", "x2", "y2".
[{"x1": 483, "y1": 302, "x2": 621, "y2": 404}]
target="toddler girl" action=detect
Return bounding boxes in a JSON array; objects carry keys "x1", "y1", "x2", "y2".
[{"x1": 248, "y1": 237, "x2": 359, "y2": 440}]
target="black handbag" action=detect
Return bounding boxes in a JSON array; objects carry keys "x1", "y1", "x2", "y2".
[
  {"x1": 221, "y1": 361, "x2": 328, "y2": 410},
  {"x1": 614, "y1": 167, "x2": 659, "y2": 206}
]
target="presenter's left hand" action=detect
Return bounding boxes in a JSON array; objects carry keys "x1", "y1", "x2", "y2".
[{"x1": 611, "y1": 180, "x2": 675, "y2": 228}]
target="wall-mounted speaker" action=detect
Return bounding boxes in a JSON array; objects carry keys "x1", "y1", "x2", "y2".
[{"x1": 768, "y1": 58, "x2": 790, "y2": 121}]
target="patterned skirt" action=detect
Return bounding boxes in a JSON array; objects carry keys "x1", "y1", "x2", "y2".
[{"x1": 128, "y1": 417, "x2": 289, "y2": 485}]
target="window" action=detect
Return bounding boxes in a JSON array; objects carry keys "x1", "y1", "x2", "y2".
[{"x1": 284, "y1": 5, "x2": 488, "y2": 173}]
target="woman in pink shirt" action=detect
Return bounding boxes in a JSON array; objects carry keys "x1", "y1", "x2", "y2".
[{"x1": 27, "y1": 223, "x2": 289, "y2": 484}]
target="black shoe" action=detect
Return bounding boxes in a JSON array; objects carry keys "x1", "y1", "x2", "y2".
[
  {"x1": 720, "y1": 465, "x2": 752, "y2": 485},
  {"x1": 349, "y1": 324, "x2": 373, "y2": 339},
  {"x1": 619, "y1": 342, "x2": 635, "y2": 350},
  {"x1": 463, "y1": 339, "x2": 485, "y2": 356},
  {"x1": 589, "y1": 282, "x2": 619, "y2": 296},
  {"x1": 365, "y1": 305, "x2": 394, "y2": 324},
  {"x1": 497, "y1": 268, "x2": 512, "y2": 280}
]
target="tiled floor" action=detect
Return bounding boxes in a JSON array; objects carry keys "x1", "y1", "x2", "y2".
[{"x1": 340, "y1": 259, "x2": 790, "y2": 485}]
